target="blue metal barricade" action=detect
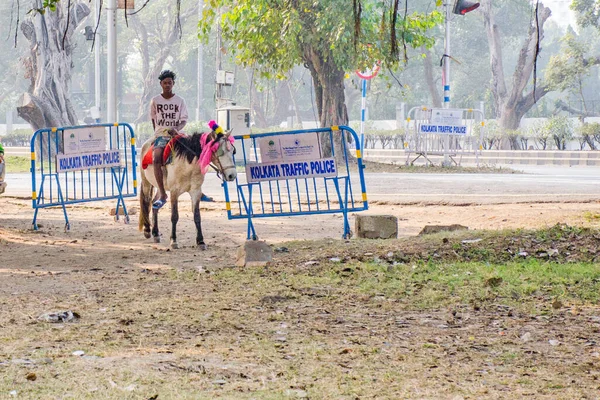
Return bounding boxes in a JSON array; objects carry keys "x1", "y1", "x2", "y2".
[
  {"x1": 223, "y1": 126, "x2": 368, "y2": 239},
  {"x1": 30, "y1": 123, "x2": 137, "y2": 230}
]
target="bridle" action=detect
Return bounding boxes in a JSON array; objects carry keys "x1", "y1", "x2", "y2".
[{"x1": 207, "y1": 133, "x2": 236, "y2": 181}]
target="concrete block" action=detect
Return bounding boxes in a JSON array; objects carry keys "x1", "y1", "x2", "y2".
[
  {"x1": 109, "y1": 207, "x2": 137, "y2": 216},
  {"x1": 236, "y1": 240, "x2": 272, "y2": 267},
  {"x1": 355, "y1": 215, "x2": 398, "y2": 239}
]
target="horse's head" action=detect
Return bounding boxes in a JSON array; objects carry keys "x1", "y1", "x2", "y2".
[{"x1": 209, "y1": 131, "x2": 237, "y2": 182}]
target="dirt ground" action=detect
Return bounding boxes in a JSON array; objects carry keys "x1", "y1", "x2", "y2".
[{"x1": 1, "y1": 196, "x2": 600, "y2": 399}]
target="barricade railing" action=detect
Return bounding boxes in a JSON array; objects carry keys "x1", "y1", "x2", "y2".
[
  {"x1": 30, "y1": 123, "x2": 137, "y2": 230},
  {"x1": 224, "y1": 126, "x2": 369, "y2": 239},
  {"x1": 404, "y1": 106, "x2": 484, "y2": 166}
]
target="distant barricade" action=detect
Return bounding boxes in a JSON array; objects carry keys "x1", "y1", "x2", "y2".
[
  {"x1": 404, "y1": 107, "x2": 484, "y2": 166},
  {"x1": 30, "y1": 123, "x2": 137, "y2": 230},
  {"x1": 223, "y1": 126, "x2": 368, "y2": 239}
]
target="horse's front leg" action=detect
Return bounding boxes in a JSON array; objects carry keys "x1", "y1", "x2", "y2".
[
  {"x1": 192, "y1": 192, "x2": 206, "y2": 250},
  {"x1": 170, "y1": 193, "x2": 180, "y2": 249}
]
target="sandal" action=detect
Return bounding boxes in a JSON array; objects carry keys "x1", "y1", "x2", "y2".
[
  {"x1": 152, "y1": 198, "x2": 168, "y2": 210},
  {"x1": 200, "y1": 194, "x2": 214, "y2": 202}
]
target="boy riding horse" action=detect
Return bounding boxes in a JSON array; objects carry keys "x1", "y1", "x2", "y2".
[{"x1": 150, "y1": 70, "x2": 189, "y2": 209}]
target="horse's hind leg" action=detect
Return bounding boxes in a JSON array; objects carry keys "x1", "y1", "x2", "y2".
[
  {"x1": 152, "y1": 205, "x2": 160, "y2": 243},
  {"x1": 192, "y1": 193, "x2": 206, "y2": 250},
  {"x1": 170, "y1": 193, "x2": 180, "y2": 249}
]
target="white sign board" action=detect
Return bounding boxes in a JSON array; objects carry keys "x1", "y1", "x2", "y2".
[
  {"x1": 258, "y1": 132, "x2": 322, "y2": 163},
  {"x1": 420, "y1": 124, "x2": 467, "y2": 135},
  {"x1": 430, "y1": 108, "x2": 463, "y2": 125},
  {"x1": 56, "y1": 150, "x2": 121, "y2": 173},
  {"x1": 63, "y1": 126, "x2": 107, "y2": 155},
  {"x1": 246, "y1": 158, "x2": 337, "y2": 183}
]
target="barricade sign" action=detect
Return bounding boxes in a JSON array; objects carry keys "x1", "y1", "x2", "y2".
[
  {"x1": 404, "y1": 107, "x2": 484, "y2": 165},
  {"x1": 223, "y1": 126, "x2": 369, "y2": 239},
  {"x1": 30, "y1": 123, "x2": 137, "y2": 230}
]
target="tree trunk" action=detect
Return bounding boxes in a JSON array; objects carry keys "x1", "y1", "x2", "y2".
[
  {"x1": 303, "y1": 45, "x2": 348, "y2": 159},
  {"x1": 422, "y1": 46, "x2": 442, "y2": 108},
  {"x1": 482, "y1": 0, "x2": 552, "y2": 146},
  {"x1": 18, "y1": 0, "x2": 90, "y2": 131}
]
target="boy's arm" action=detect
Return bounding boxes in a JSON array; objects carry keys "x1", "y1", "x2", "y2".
[
  {"x1": 176, "y1": 98, "x2": 188, "y2": 132},
  {"x1": 150, "y1": 99, "x2": 156, "y2": 131}
]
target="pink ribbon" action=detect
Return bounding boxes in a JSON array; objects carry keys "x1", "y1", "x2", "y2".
[{"x1": 198, "y1": 132, "x2": 235, "y2": 174}]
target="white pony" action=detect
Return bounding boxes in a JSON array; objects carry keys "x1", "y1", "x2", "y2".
[{"x1": 138, "y1": 129, "x2": 236, "y2": 249}]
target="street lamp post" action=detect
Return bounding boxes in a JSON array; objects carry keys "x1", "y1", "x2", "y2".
[{"x1": 107, "y1": 0, "x2": 117, "y2": 123}]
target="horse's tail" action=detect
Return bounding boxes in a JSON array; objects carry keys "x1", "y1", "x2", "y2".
[{"x1": 139, "y1": 168, "x2": 153, "y2": 232}]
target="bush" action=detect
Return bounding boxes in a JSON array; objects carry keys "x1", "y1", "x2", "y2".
[
  {"x1": 1, "y1": 129, "x2": 34, "y2": 146},
  {"x1": 363, "y1": 128, "x2": 406, "y2": 149},
  {"x1": 578, "y1": 122, "x2": 600, "y2": 150},
  {"x1": 544, "y1": 116, "x2": 574, "y2": 150}
]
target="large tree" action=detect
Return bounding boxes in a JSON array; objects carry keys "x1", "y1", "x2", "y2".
[
  {"x1": 481, "y1": 0, "x2": 552, "y2": 135},
  {"x1": 199, "y1": 0, "x2": 441, "y2": 131},
  {"x1": 18, "y1": 0, "x2": 90, "y2": 130}
]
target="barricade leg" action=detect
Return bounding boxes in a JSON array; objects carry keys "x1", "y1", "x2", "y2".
[
  {"x1": 111, "y1": 168, "x2": 129, "y2": 223},
  {"x1": 31, "y1": 176, "x2": 46, "y2": 230},
  {"x1": 237, "y1": 184, "x2": 258, "y2": 240},
  {"x1": 53, "y1": 175, "x2": 71, "y2": 231}
]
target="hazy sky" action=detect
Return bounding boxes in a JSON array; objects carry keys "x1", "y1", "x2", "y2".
[{"x1": 543, "y1": 0, "x2": 576, "y2": 28}]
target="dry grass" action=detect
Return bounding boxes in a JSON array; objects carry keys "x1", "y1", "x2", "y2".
[{"x1": 1, "y1": 201, "x2": 600, "y2": 399}]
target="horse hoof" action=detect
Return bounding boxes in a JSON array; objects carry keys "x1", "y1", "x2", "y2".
[
  {"x1": 197, "y1": 243, "x2": 207, "y2": 251},
  {"x1": 170, "y1": 242, "x2": 179, "y2": 249},
  {"x1": 153, "y1": 236, "x2": 161, "y2": 243},
  {"x1": 144, "y1": 231, "x2": 151, "y2": 239}
]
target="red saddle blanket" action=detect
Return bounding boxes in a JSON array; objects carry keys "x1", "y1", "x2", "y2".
[{"x1": 141, "y1": 135, "x2": 184, "y2": 170}]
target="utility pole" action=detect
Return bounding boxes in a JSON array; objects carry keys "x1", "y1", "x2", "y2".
[
  {"x1": 442, "y1": 0, "x2": 479, "y2": 165},
  {"x1": 443, "y1": 1, "x2": 451, "y2": 165},
  {"x1": 196, "y1": 0, "x2": 204, "y2": 121},
  {"x1": 106, "y1": 0, "x2": 117, "y2": 122},
  {"x1": 94, "y1": 0, "x2": 102, "y2": 122},
  {"x1": 215, "y1": 8, "x2": 224, "y2": 110}
]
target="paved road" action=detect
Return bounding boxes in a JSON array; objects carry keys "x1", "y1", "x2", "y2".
[{"x1": 4, "y1": 165, "x2": 599, "y2": 204}]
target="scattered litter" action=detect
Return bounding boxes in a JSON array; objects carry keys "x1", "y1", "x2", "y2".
[
  {"x1": 518, "y1": 251, "x2": 528, "y2": 257},
  {"x1": 72, "y1": 350, "x2": 85, "y2": 357},
  {"x1": 548, "y1": 340, "x2": 560, "y2": 346},
  {"x1": 304, "y1": 261, "x2": 319, "y2": 266},
  {"x1": 329, "y1": 257, "x2": 341, "y2": 263},
  {"x1": 9, "y1": 391, "x2": 17, "y2": 397},
  {"x1": 274, "y1": 247, "x2": 289, "y2": 253},
  {"x1": 461, "y1": 238, "x2": 482, "y2": 244},
  {"x1": 212, "y1": 379, "x2": 227, "y2": 385},
  {"x1": 520, "y1": 332, "x2": 532, "y2": 342},
  {"x1": 38, "y1": 311, "x2": 80, "y2": 323}
]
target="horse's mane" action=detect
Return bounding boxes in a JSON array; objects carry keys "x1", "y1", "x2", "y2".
[{"x1": 172, "y1": 132, "x2": 203, "y2": 164}]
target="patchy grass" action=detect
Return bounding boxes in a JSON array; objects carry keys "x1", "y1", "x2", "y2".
[
  {"x1": 5, "y1": 156, "x2": 30, "y2": 173},
  {"x1": 1, "y1": 223, "x2": 600, "y2": 398},
  {"x1": 362, "y1": 160, "x2": 522, "y2": 174}
]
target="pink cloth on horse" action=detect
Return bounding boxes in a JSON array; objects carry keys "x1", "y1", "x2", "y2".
[{"x1": 198, "y1": 132, "x2": 235, "y2": 174}]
